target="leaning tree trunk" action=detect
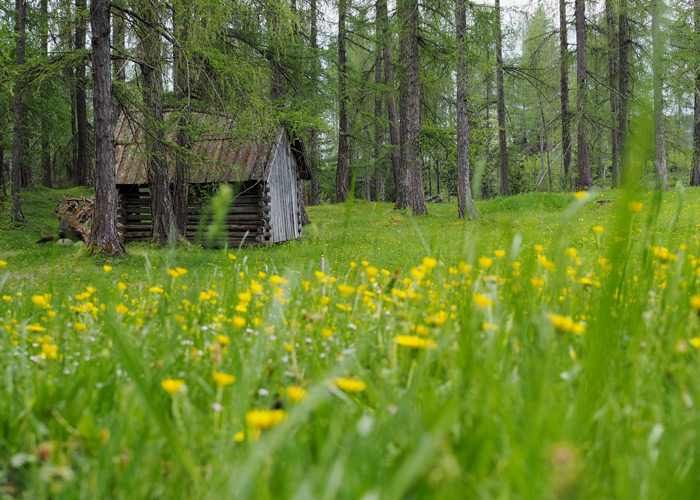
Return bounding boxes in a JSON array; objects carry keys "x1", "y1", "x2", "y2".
[
  {"x1": 140, "y1": 1, "x2": 175, "y2": 245},
  {"x1": 618, "y1": 0, "x2": 629, "y2": 185},
  {"x1": 495, "y1": 0, "x2": 510, "y2": 196},
  {"x1": 11, "y1": 0, "x2": 25, "y2": 223},
  {"x1": 173, "y1": 3, "x2": 191, "y2": 236},
  {"x1": 692, "y1": 0, "x2": 700, "y2": 186},
  {"x1": 89, "y1": 0, "x2": 125, "y2": 255},
  {"x1": 456, "y1": 0, "x2": 479, "y2": 220},
  {"x1": 606, "y1": 0, "x2": 620, "y2": 189},
  {"x1": 336, "y1": 0, "x2": 349, "y2": 202},
  {"x1": 379, "y1": 0, "x2": 403, "y2": 207},
  {"x1": 652, "y1": 0, "x2": 668, "y2": 189},
  {"x1": 75, "y1": 0, "x2": 91, "y2": 186},
  {"x1": 399, "y1": 0, "x2": 427, "y2": 215},
  {"x1": 575, "y1": 0, "x2": 593, "y2": 189}
]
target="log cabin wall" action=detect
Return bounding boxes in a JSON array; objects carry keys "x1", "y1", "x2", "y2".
[{"x1": 267, "y1": 133, "x2": 302, "y2": 243}]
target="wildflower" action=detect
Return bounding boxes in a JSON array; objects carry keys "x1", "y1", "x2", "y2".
[
  {"x1": 473, "y1": 293, "x2": 494, "y2": 308},
  {"x1": 32, "y1": 295, "x2": 50, "y2": 308},
  {"x1": 334, "y1": 377, "x2": 366, "y2": 392},
  {"x1": 117, "y1": 282, "x2": 127, "y2": 291},
  {"x1": 394, "y1": 335, "x2": 437, "y2": 349},
  {"x1": 422, "y1": 257, "x2": 438, "y2": 269},
  {"x1": 27, "y1": 324, "x2": 46, "y2": 332},
  {"x1": 494, "y1": 250, "x2": 506, "y2": 258},
  {"x1": 690, "y1": 337, "x2": 700, "y2": 349},
  {"x1": 116, "y1": 304, "x2": 128, "y2": 315},
  {"x1": 215, "y1": 334, "x2": 231, "y2": 346},
  {"x1": 2, "y1": 295, "x2": 11, "y2": 301},
  {"x1": 103, "y1": 265, "x2": 112, "y2": 272},
  {"x1": 161, "y1": 379, "x2": 185, "y2": 395},
  {"x1": 531, "y1": 277, "x2": 545, "y2": 288},
  {"x1": 149, "y1": 286, "x2": 164, "y2": 294},
  {"x1": 428, "y1": 310, "x2": 448, "y2": 326},
  {"x1": 629, "y1": 201, "x2": 643, "y2": 213},
  {"x1": 534, "y1": 244, "x2": 544, "y2": 252},
  {"x1": 232, "y1": 316, "x2": 246, "y2": 328},
  {"x1": 574, "y1": 191, "x2": 589, "y2": 201},
  {"x1": 74, "y1": 322, "x2": 86, "y2": 331},
  {"x1": 337, "y1": 284, "x2": 356, "y2": 297},
  {"x1": 366, "y1": 266, "x2": 379, "y2": 277},
  {"x1": 246, "y1": 409, "x2": 286, "y2": 429},
  {"x1": 213, "y1": 371, "x2": 236, "y2": 387},
  {"x1": 478, "y1": 256, "x2": 493, "y2": 269},
  {"x1": 233, "y1": 431, "x2": 245, "y2": 442},
  {"x1": 565, "y1": 247, "x2": 577, "y2": 258},
  {"x1": 269, "y1": 275, "x2": 288, "y2": 285},
  {"x1": 321, "y1": 328, "x2": 334, "y2": 339},
  {"x1": 238, "y1": 291, "x2": 252, "y2": 303},
  {"x1": 0, "y1": 260, "x2": 6, "y2": 267},
  {"x1": 287, "y1": 385, "x2": 307, "y2": 402},
  {"x1": 228, "y1": 253, "x2": 237, "y2": 260},
  {"x1": 592, "y1": 225, "x2": 604, "y2": 234},
  {"x1": 690, "y1": 295, "x2": 700, "y2": 312}
]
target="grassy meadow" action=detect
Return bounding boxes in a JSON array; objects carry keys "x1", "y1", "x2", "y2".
[{"x1": 2, "y1": 185, "x2": 700, "y2": 498}]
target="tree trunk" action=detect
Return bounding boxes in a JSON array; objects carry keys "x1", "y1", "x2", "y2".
[
  {"x1": 40, "y1": 0, "x2": 52, "y2": 188},
  {"x1": 456, "y1": 0, "x2": 479, "y2": 220},
  {"x1": 379, "y1": 0, "x2": 403, "y2": 207},
  {"x1": 692, "y1": 0, "x2": 700, "y2": 186},
  {"x1": 618, "y1": 0, "x2": 629, "y2": 185},
  {"x1": 11, "y1": 0, "x2": 25, "y2": 223},
  {"x1": 606, "y1": 0, "x2": 620, "y2": 189},
  {"x1": 0, "y1": 138, "x2": 5, "y2": 198},
  {"x1": 112, "y1": 5, "x2": 126, "y2": 126},
  {"x1": 140, "y1": 0, "x2": 175, "y2": 245},
  {"x1": 308, "y1": 0, "x2": 320, "y2": 205},
  {"x1": 399, "y1": 0, "x2": 427, "y2": 215},
  {"x1": 89, "y1": 0, "x2": 125, "y2": 255},
  {"x1": 495, "y1": 0, "x2": 510, "y2": 196},
  {"x1": 267, "y1": 1, "x2": 286, "y2": 101},
  {"x1": 173, "y1": 3, "x2": 191, "y2": 236},
  {"x1": 652, "y1": 0, "x2": 668, "y2": 188},
  {"x1": 75, "y1": 0, "x2": 91, "y2": 186},
  {"x1": 374, "y1": 0, "x2": 383, "y2": 204},
  {"x1": 336, "y1": 0, "x2": 349, "y2": 202},
  {"x1": 575, "y1": 0, "x2": 593, "y2": 189}
]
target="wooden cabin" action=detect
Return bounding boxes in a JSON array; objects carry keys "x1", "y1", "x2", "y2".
[{"x1": 114, "y1": 114, "x2": 311, "y2": 246}]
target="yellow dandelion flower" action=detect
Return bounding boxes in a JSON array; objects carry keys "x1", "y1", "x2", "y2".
[
  {"x1": 117, "y1": 282, "x2": 127, "y2": 291},
  {"x1": 534, "y1": 244, "x2": 544, "y2": 252},
  {"x1": 394, "y1": 335, "x2": 437, "y2": 349},
  {"x1": 321, "y1": 328, "x2": 334, "y2": 339},
  {"x1": 478, "y1": 256, "x2": 493, "y2": 269},
  {"x1": 232, "y1": 316, "x2": 246, "y2": 328},
  {"x1": 103, "y1": 265, "x2": 113, "y2": 272},
  {"x1": 161, "y1": 379, "x2": 185, "y2": 395},
  {"x1": 246, "y1": 409, "x2": 286, "y2": 429},
  {"x1": 334, "y1": 377, "x2": 366, "y2": 392},
  {"x1": 215, "y1": 334, "x2": 231, "y2": 346},
  {"x1": 228, "y1": 253, "x2": 237, "y2": 260},
  {"x1": 287, "y1": 385, "x2": 307, "y2": 402},
  {"x1": 574, "y1": 191, "x2": 589, "y2": 201},
  {"x1": 116, "y1": 303, "x2": 128, "y2": 315},
  {"x1": 690, "y1": 337, "x2": 700, "y2": 349},
  {"x1": 0, "y1": 260, "x2": 6, "y2": 267},
  {"x1": 337, "y1": 284, "x2": 356, "y2": 297},
  {"x1": 629, "y1": 201, "x2": 643, "y2": 213},
  {"x1": 27, "y1": 324, "x2": 46, "y2": 332},
  {"x1": 149, "y1": 286, "x2": 164, "y2": 294},
  {"x1": 592, "y1": 225, "x2": 604, "y2": 234},
  {"x1": 269, "y1": 275, "x2": 288, "y2": 285},
  {"x1": 473, "y1": 293, "x2": 494, "y2": 308},
  {"x1": 213, "y1": 371, "x2": 236, "y2": 387},
  {"x1": 565, "y1": 247, "x2": 577, "y2": 258},
  {"x1": 690, "y1": 295, "x2": 700, "y2": 311},
  {"x1": 32, "y1": 295, "x2": 50, "y2": 308},
  {"x1": 494, "y1": 249, "x2": 506, "y2": 258}
]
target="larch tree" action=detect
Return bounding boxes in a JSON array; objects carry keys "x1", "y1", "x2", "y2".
[
  {"x1": 455, "y1": 0, "x2": 479, "y2": 220},
  {"x1": 606, "y1": 0, "x2": 620, "y2": 189},
  {"x1": 652, "y1": 0, "x2": 668, "y2": 188},
  {"x1": 308, "y1": 0, "x2": 320, "y2": 205},
  {"x1": 618, "y1": 0, "x2": 629, "y2": 185},
  {"x1": 336, "y1": 0, "x2": 348, "y2": 202},
  {"x1": 138, "y1": 0, "x2": 176, "y2": 245},
  {"x1": 692, "y1": 0, "x2": 700, "y2": 186},
  {"x1": 399, "y1": 0, "x2": 427, "y2": 215},
  {"x1": 173, "y1": 1, "x2": 191, "y2": 236},
  {"x1": 11, "y1": 0, "x2": 25, "y2": 223},
  {"x1": 495, "y1": 0, "x2": 510, "y2": 196},
  {"x1": 374, "y1": 0, "x2": 383, "y2": 203},
  {"x1": 575, "y1": 0, "x2": 593, "y2": 189},
  {"x1": 75, "y1": 0, "x2": 91, "y2": 185},
  {"x1": 41, "y1": 0, "x2": 52, "y2": 188},
  {"x1": 88, "y1": 0, "x2": 125, "y2": 255},
  {"x1": 378, "y1": 0, "x2": 403, "y2": 207}
]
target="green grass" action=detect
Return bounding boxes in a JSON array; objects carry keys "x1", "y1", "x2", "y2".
[{"x1": 2, "y1": 186, "x2": 700, "y2": 499}]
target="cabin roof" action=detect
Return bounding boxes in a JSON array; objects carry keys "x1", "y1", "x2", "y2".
[{"x1": 114, "y1": 113, "x2": 311, "y2": 185}]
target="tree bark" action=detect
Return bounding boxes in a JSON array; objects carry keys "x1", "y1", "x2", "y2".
[
  {"x1": 308, "y1": 0, "x2": 320, "y2": 205},
  {"x1": 11, "y1": 0, "x2": 25, "y2": 223},
  {"x1": 336, "y1": 0, "x2": 349, "y2": 202},
  {"x1": 618, "y1": 0, "x2": 629, "y2": 185},
  {"x1": 112, "y1": 4, "x2": 126, "y2": 126},
  {"x1": 41, "y1": 0, "x2": 52, "y2": 188},
  {"x1": 75, "y1": 0, "x2": 91, "y2": 185},
  {"x1": 378, "y1": 0, "x2": 403, "y2": 207},
  {"x1": 692, "y1": 0, "x2": 700, "y2": 186},
  {"x1": 89, "y1": 0, "x2": 126, "y2": 255},
  {"x1": 373, "y1": 0, "x2": 384, "y2": 203},
  {"x1": 652, "y1": 0, "x2": 668, "y2": 188},
  {"x1": 495, "y1": 0, "x2": 510, "y2": 196},
  {"x1": 173, "y1": 3, "x2": 191, "y2": 236},
  {"x1": 456, "y1": 0, "x2": 479, "y2": 220},
  {"x1": 606, "y1": 0, "x2": 620, "y2": 189},
  {"x1": 575, "y1": 0, "x2": 593, "y2": 189},
  {"x1": 399, "y1": 0, "x2": 427, "y2": 215},
  {"x1": 139, "y1": 0, "x2": 175, "y2": 244}
]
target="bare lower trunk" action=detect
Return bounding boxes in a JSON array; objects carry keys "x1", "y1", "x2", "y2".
[
  {"x1": 400, "y1": 0, "x2": 426, "y2": 215},
  {"x1": 652, "y1": 0, "x2": 667, "y2": 189},
  {"x1": 374, "y1": 1, "x2": 383, "y2": 204},
  {"x1": 75, "y1": 0, "x2": 91, "y2": 186},
  {"x1": 336, "y1": 0, "x2": 348, "y2": 202},
  {"x1": 575, "y1": 0, "x2": 593, "y2": 189},
  {"x1": 173, "y1": 4, "x2": 190, "y2": 235},
  {"x1": 618, "y1": 0, "x2": 629, "y2": 185},
  {"x1": 112, "y1": 6, "x2": 126, "y2": 126},
  {"x1": 456, "y1": 0, "x2": 478, "y2": 219},
  {"x1": 140, "y1": 1, "x2": 175, "y2": 245},
  {"x1": 496, "y1": 0, "x2": 510, "y2": 196},
  {"x1": 40, "y1": 0, "x2": 52, "y2": 188},
  {"x1": 11, "y1": 0, "x2": 25, "y2": 223},
  {"x1": 606, "y1": 0, "x2": 620, "y2": 189},
  {"x1": 89, "y1": 0, "x2": 125, "y2": 255},
  {"x1": 692, "y1": 0, "x2": 700, "y2": 186},
  {"x1": 308, "y1": 0, "x2": 320, "y2": 206}
]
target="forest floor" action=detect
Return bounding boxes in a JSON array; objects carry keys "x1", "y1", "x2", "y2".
[{"x1": 2, "y1": 185, "x2": 700, "y2": 498}]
